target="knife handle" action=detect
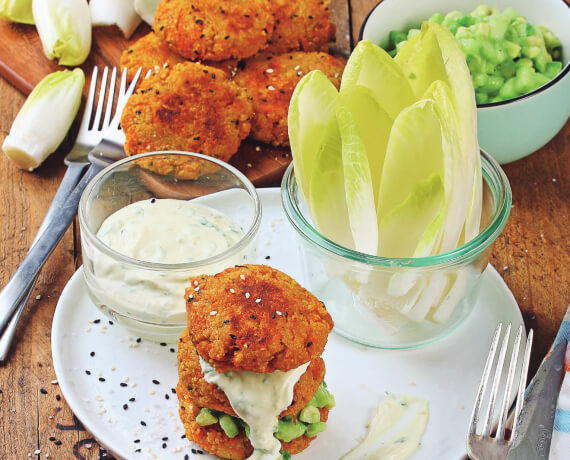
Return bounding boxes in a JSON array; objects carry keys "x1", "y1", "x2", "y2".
[{"x1": 0, "y1": 164, "x2": 101, "y2": 337}]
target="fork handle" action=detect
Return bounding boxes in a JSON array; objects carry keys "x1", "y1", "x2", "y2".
[{"x1": 0, "y1": 164, "x2": 101, "y2": 336}]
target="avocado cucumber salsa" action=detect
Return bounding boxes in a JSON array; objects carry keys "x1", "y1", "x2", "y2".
[
  {"x1": 384, "y1": 5, "x2": 563, "y2": 103},
  {"x1": 195, "y1": 382, "x2": 335, "y2": 459}
]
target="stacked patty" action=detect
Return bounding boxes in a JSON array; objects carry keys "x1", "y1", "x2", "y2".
[
  {"x1": 178, "y1": 265, "x2": 334, "y2": 459},
  {"x1": 119, "y1": 0, "x2": 343, "y2": 164}
]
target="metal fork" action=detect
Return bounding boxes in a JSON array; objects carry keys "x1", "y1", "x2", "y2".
[
  {"x1": 0, "y1": 66, "x2": 141, "y2": 361},
  {"x1": 467, "y1": 323, "x2": 534, "y2": 460}
]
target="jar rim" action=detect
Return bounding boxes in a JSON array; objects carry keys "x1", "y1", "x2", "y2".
[{"x1": 281, "y1": 150, "x2": 511, "y2": 269}]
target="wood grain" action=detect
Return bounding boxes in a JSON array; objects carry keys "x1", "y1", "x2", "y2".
[{"x1": 0, "y1": 0, "x2": 569, "y2": 458}]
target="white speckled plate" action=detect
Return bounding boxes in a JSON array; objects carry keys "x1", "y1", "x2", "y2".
[{"x1": 52, "y1": 188, "x2": 523, "y2": 460}]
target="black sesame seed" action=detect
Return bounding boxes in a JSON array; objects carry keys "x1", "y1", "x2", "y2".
[
  {"x1": 171, "y1": 388, "x2": 176, "y2": 394},
  {"x1": 151, "y1": 198, "x2": 156, "y2": 203},
  {"x1": 185, "y1": 454, "x2": 190, "y2": 460},
  {"x1": 129, "y1": 397, "x2": 136, "y2": 402},
  {"x1": 54, "y1": 440, "x2": 62, "y2": 446},
  {"x1": 170, "y1": 348, "x2": 175, "y2": 353},
  {"x1": 134, "y1": 439, "x2": 140, "y2": 443},
  {"x1": 191, "y1": 450, "x2": 197, "y2": 455},
  {"x1": 211, "y1": 73, "x2": 216, "y2": 79},
  {"x1": 279, "y1": 89, "x2": 285, "y2": 94},
  {"x1": 85, "y1": 370, "x2": 91, "y2": 375},
  {"x1": 120, "y1": 382, "x2": 128, "y2": 387},
  {"x1": 165, "y1": 394, "x2": 170, "y2": 400},
  {"x1": 49, "y1": 437, "x2": 56, "y2": 442},
  {"x1": 197, "y1": 450, "x2": 204, "y2": 455},
  {"x1": 140, "y1": 421, "x2": 147, "y2": 426},
  {"x1": 187, "y1": 385, "x2": 193, "y2": 391},
  {"x1": 160, "y1": 342, "x2": 167, "y2": 347},
  {"x1": 136, "y1": 338, "x2": 142, "y2": 343},
  {"x1": 127, "y1": 49, "x2": 133, "y2": 54},
  {"x1": 223, "y1": 320, "x2": 230, "y2": 324},
  {"x1": 152, "y1": 379, "x2": 160, "y2": 385},
  {"x1": 93, "y1": 319, "x2": 101, "y2": 324},
  {"x1": 123, "y1": 404, "x2": 128, "y2": 410},
  {"x1": 307, "y1": 342, "x2": 313, "y2": 347},
  {"x1": 195, "y1": 19, "x2": 203, "y2": 25},
  {"x1": 135, "y1": 110, "x2": 141, "y2": 115},
  {"x1": 181, "y1": 434, "x2": 186, "y2": 439},
  {"x1": 56, "y1": 394, "x2": 61, "y2": 401},
  {"x1": 135, "y1": 449, "x2": 141, "y2": 453},
  {"x1": 229, "y1": 334, "x2": 237, "y2": 339},
  {"x1": 108, "y1": 321, "x2": 114, "y2": 325},
  {"x1": 40, "y1": 388, "x2": 47, "y2": 394},
  {"x1": 250, "y1": 315, "x2": 257, "y2": 320},
  {"x1": 265, "y1": 255, "x2": 271, "y2": 260},
  {"x1": 224, "y1": 35, "x2": 229, "y2": 40},
  {"x1": 99, "y1": 377, "x2": 106, "y2": 382},
  {"x1": 162, "y1": 437, "x2": 168, "y2": 441},
  {"x1": 193, "y1": 136, "x2": 200, "y2": 140},
  {"x1": 203, "y1": 69, "x2": 208, "y2": 74},
  {"x1": 90, "y1": 351, "x2": 95, "y2": 357},
  {"x1": 271, "y1": 314, "x2": 276, "y2": 319}
]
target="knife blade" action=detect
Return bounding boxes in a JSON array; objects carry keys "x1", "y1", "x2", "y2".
[{"x1": 506, "y1": 338, "x2": 567, "y2": 459}]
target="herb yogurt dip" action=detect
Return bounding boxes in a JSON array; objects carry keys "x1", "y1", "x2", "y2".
[{"x1": 91, "y1": 198, "x2": 245, "y2": 325}]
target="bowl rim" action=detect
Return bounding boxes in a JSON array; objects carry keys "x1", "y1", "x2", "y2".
[
  {"x1": 358, "y1": 0, "x2": 570, "y2": 109},
  {"x1": 281, "y1": 150, "x2": 512, "y2": 269},
  {"x1": 79, "y1": 150, "x2": 262, "y2": 271}
]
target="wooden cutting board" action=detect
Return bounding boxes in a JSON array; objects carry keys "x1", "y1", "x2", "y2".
[{"x1": 0, "y1": 21, "x2": 292, "y2": 187}]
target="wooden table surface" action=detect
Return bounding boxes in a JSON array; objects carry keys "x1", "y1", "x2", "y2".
[{"x1": 0, "y1": 1, "x2": 568, "y2": 458}]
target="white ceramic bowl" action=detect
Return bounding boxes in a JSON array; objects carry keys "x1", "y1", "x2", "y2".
[{"x1": 360, "y1": 0, "x2": 570, "y2": 164}]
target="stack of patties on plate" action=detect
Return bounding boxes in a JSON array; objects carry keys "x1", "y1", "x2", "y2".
[{"x1": 177, "y1": 264, "x2": 335, "y2": 459}]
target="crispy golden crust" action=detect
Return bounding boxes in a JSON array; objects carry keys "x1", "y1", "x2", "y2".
[
  {"x1": 177, "y1": 386, "x2": 329, "y2": 460},
  {"x1": 266, "y1": 0, "x2": 336, "y2": 54},
  {"x1": 184, "y1": 265, "x2": 334, "y2": 373},
  {"x1": 233, "y1": 52, "x2": 345, "y2": 146},
  {"x1": 120, "y1": 31, "x2": 186, "y2": 82},
  {"x1": 178, "y1": 330, "x2": 325, "y2": 417},
  {"x1": 121, "y1": 62, "x2": 252, "y2": 178},
  {"x1": 154, "y1": 0, "x2": 274, "y2": 61}
]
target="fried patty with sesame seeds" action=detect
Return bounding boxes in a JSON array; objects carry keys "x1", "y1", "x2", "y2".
[
  {"x1": 233, "y1": 52, "x2": 345, "y2": 146},
  {"x1": 178, "y1": 330, "x2": 326, "y2": 418},
  {"x1": 154, "y1": 0, "x2": 274, "y2": 61},
  {"x1": 266, "y1": 0, "x2": 336, "y2": 54},
  {"x1": 121, "y1": 62, "x2": 252, "y2": 178},
  {"x1": 177, "y1": 386, "x2": 329, "y2": 460},
  {"x1": 120, "y1": 31, "x2": 186, "y2": 82},
  {"x1": 184, "y1": 265, "x2": 334, "y2": 373}
]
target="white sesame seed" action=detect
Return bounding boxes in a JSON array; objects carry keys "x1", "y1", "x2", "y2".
[
  {"x1": 294, "y1": 65, "x2": 300, "y2": 70},
  {"x1": 35, "y1": 295, "x2": 41, "y2": 300},
  {"x1": 255, "y1": 298, "x2": 261, "y2": 303},
  {"x1": 247, "y1": 163, "x2": 253, "y2": 167},
  {"x1": 297, "y1": 71, "x2": 302, "y2": 76},
  {"x1": 265, "y1": 68, "x2": 274, "y2": 73},
  {"x1": 245, "y1": 292, "x2": 251, "y2": 299},
  {"x1": 240, "y1": 274, "x2": 246, "y2": 280},
  {"x1": 255, "y1": 146, "x2": 261, "y2": 151},
  {"x1": 194, "y1": 286, "x2": 200, "y2": 292},
  {"x1": 334, "y1": 73, "x2": 339, "y2": 78},
  {"x1": 552, "y1": 178, "x2": 557, "y2": 182},
  {"x1": 276, "y1": 311, "x2": 282, "y2": 316},
  {"x1": 34, "y1": 450, "x2": 40, "y2": 455},
  {"x1": 229, "y1": 288, "x2": 235, "y2": 293},
  {"x1": 210, "y1": 310, "x2": 217, "y2": 316},
  {"x1": 194, "y1": 280, "x2": 199, "y2": 286},
  {"x1": 51, "y1": 379, "x2": 58, "y2": 385},
  {"x1": 267, "y1": 85, "x2": 275, "y2": 91}
]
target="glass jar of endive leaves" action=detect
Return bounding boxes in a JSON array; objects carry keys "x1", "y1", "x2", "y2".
[{"x1": 281, "y1": 150, "x2": 511, "y2": 349}]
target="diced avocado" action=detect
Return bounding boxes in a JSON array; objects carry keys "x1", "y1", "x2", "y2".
[
  {"x1": 275, "y1": 416, "x2": 307, "y2": 442},
  {"x1": 307, "y1": 383, "x2": 332, "y2": 408},
  {"x1": 280, "y1": 450, "x2": 291, "y2": 460},
  {"x1": 299, "y1": 406, "x2": 321, "y2": 424},
  {"x1": 219, "y1": 414, "x2": 239, "y2": 438},
  {"x1": 325, "y1": 393, "x2": 336, "y2": 410},
  {"x1": 237, "y1": 419, "x2": 251, "y2": 437},
  {"x1": 196, "y1": 408, "x2": 218, "y2": 426},
  {"x1": 306, "y1": 422, "x2": 327, "y2": 437}
]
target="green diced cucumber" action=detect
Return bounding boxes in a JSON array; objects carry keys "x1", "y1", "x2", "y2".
[
  {"x1": 544, "y1": 61, "x2": 562, "y2": 79},
  {"x1": 482, "y1": 74, "x2": 504, "y2": 95},
  {"x1": 306, "y1": 422, "x2": 327, "y2": 437},
  {"x1": 281, "y1": 451, "x2": 291, "y2": 460},
  {"x1": 388, "y1": 30, "x2": 408, "y2": 49},
  {"x1": 498, "y1": 77, "x2": 518, "y2": 100},
  {"x1": 219, "y1": 414, "x2": 239, "y2": 438},
  {"x1": 475, "y1": 90, "x2": 489, "y2": 105},
  {"x1": 488, "y1": 15, "x2": 509, "y2": 40},
  {"x1": 407, "y1": 28, "x2": 420, "y2": 39},
  {"x1": 470, "y1": 5, "x2": 492, "y2": 18},
  {"x1": 496, "y1": 60, "x2": 516, "y2": 78},
  {"x1": 299, "y1": 406, "x2": 321, "y2": 424},
  {"x1": 275, "y1": 416, "x2": 307, "y2": 442},
  {"x1": 196, "y1": 408, "x2": 218, "y2": 426},
  {"x1": 428, "y1": 13, "x2": 444, "y2": 24},
  {"x1": 515, "y1": 58, "x2": 534, "y2": 69}
]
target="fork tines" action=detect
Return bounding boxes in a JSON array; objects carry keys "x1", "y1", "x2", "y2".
[{"x1": 469, "y1": 323, "x2": 533, "y2": 443}]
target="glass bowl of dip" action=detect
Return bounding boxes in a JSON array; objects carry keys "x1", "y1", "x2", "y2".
[
  {"x1": 79, "y1": 151, "x2": 261, "y2": 343},
  {"x1": 281, "y1": 150, "x2": 511, "y2": 349}
]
